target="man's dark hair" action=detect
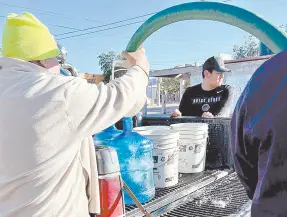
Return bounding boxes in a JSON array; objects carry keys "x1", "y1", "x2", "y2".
[
  {"x1": 201, "y1": 56, "x2": 230, "y2": 78},
  {"x1": 202, "y1": 57, "x2": 216, "y2": 78},
  {"x1": 202, "y1": 68, "x2": 213, "y2": 78}
]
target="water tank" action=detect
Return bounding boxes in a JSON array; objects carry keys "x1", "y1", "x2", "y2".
[{"x1": 110, "y1": 117, "x2": 155, "y2": 205}]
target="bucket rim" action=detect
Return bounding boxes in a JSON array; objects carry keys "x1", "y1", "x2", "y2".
[
  {"x1": 139, "y1": 129, "x2": 179, "y2": 136},
  {"x1": 179, "y1": 133, "x2": 208, "y2": 136},
  {"x1": 134, "y1": 125, "x2": 171, "y2": 131},
  {"x1": 170, "y1": 123, "x2": 209, "y2": 129},
  {"x1": 176, "y1": 128, "x2": 209, "y2": 132}
]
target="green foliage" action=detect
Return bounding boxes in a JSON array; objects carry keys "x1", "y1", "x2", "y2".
[
  {"x1": 97, "y1": 51, "x2": 123, "y2": 83},
  {"x1": 161, "y1": 77, "x2": 180, "y2": 94},
  {"x1": 233, "y1": 35, "x2": 259, "y2": 59},
  {"x1": 184, "y1": 79, "x2": 190, "y2": 89}
]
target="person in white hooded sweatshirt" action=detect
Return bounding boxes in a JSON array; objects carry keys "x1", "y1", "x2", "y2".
[{"x1": 0, "y1": 12, "x2": 149, "y2": 217}]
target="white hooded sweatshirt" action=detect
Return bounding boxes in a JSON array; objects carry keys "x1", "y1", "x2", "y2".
[{"x1": 0, "y1": 57, "x2": 148, "y2": 217}]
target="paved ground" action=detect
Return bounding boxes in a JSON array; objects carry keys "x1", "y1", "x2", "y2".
[{"x1": 146, "y1": 103, "x2": 179, "y2": 115}]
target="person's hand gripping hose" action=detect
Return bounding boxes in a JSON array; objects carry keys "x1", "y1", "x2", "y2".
[{"x1": 121, "y1": 47, "x2": 149, "y2": 78}]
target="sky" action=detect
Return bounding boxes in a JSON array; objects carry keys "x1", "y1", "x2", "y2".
[{"x1": 0, "y1": 0, "x2": 287, "y2": 74}]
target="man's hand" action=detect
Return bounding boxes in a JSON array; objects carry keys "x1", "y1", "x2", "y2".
[
  {"x1": 171, "y1": 109, "x2": 182, "y2": 117},
  {"x1": 121, "y1": 48, "x2": 150, "y2": 76},
  {"x1": 202, "y1": 112, "x2": 214, "y2": 118}
]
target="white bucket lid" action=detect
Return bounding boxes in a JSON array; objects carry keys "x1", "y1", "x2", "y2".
[
  {"x1": 170, "y1": 123, "x2": 209, "y2": 130},
  {"x1": 139, "y1": 129, "x2": 178, "y2": 136},
  {"x1": 134, "y1": 126, "x2": 171, "y2": 131}
]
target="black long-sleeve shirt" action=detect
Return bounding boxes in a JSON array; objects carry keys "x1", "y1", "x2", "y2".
[
  {"x1": 179, "y1": 84, "x2": 233, "y2": 117},
  {"x1": 231, "y1": 50, "x2": 287, "y2": 217}
]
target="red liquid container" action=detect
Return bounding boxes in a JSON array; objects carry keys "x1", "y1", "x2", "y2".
[{"x1": 96, "y1": 146, "x2": 125, "y2": 217}]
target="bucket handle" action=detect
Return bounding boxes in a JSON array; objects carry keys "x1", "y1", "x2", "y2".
[{"x1": 122, "y1": 180, "x2": 152, "y2": 217}]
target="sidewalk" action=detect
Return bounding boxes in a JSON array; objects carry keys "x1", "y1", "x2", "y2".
[{"x1": 147, "y1": 103, "x2": 179, "y2": 108}]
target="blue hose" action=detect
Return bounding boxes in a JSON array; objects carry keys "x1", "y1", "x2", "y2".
[{"x1": 126, "y1": 2, "x2": 287, "y2": 53}]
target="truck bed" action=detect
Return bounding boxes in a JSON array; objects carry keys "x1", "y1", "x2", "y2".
[
  {"x1": 125, "y1": 115, "x2": 251, "y2": 216},
  {"x1": 125, "y1": 171, "x2": 251, "y2": 217}
]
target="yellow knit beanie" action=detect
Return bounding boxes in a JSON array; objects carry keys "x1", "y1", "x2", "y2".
[{"x1": 2, "y1": 12, "x2": 60, "y2": 61}]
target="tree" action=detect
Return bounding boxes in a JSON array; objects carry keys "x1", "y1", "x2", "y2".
[
  {"x1": 160, "y1": 77, "x2": 190, "y2": 95},
  {"x1": 233, "y1": 35, "x2": 259, "y2": 59},
  {"x1": 161, "y1": 77, "x2": 180, "y2": 94},
  {"x1": 184, "y1": 79, "x2": 190, "y2": 89},
  {"x1": 97, "y1": 51, "x2": 124, "y2": 83}
]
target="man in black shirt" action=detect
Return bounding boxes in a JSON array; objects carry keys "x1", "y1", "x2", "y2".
[{"x1": 172, "y1": 56, "x2": 234, "y2": 118}]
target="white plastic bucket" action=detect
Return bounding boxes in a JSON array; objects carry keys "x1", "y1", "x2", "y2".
[
  {"x1": 134, "y1": 126, "x2": 171, "y2": 132},
  {"x1": 153, "y1": 145, "x2": 179, "y2": 188},
  {"x1": 178, "y1": 138, "x2": 207, "y2": 173},
  {"x1": 171, "y1": 123, "x2": 209, "y2": 174},
  {"x1": 136, "y1": 128, "x2": 179, "y2": 188}
]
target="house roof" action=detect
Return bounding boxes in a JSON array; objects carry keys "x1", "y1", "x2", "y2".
[{"x1": 150, "y1": 55, "x2": 273, "y2": 77}]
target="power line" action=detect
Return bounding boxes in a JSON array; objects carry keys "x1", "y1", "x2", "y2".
[
  {"x1": 0, "y1": 1, "x2": 101, "y2": 22},
  {"x1": 70, "y1": 30, "x2": 236, "y2": 51},
  {"x1": 53, "y1": 0, "x2": 286, "y2": 35},
  {"x1": 49, "y1": 24, "x2": 81, "y2": 30},
  {"x1": 0, "y1": 15, "x2": 82, "y2": 30},
  {"x1": 56, "y1": 20, "x2": 145, "y2": 40},
  {"x1": 55, "y1": 12, "x2": 156, "y2": 37},
  {"x1": 0, "y1": 2, "x2": 155, "y2": 36}
]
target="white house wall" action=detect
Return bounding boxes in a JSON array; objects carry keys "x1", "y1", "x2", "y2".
[{"x1": 151, "y1": 58, "x2": 268, "y2": 77}]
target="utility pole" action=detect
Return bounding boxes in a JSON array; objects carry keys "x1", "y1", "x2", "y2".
[
  {"x1": 180, "y1": 77, "x2": 185, "y2": 101},
  {"x1": 157, "y1": 77, "x2": 162, "y2": 106},
  {"x1": 161, "y1": 90, "x2": 167, "y2": 114},
  {"x1": 150, "y1": 79, "x2": 154, "y2": 106}
]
